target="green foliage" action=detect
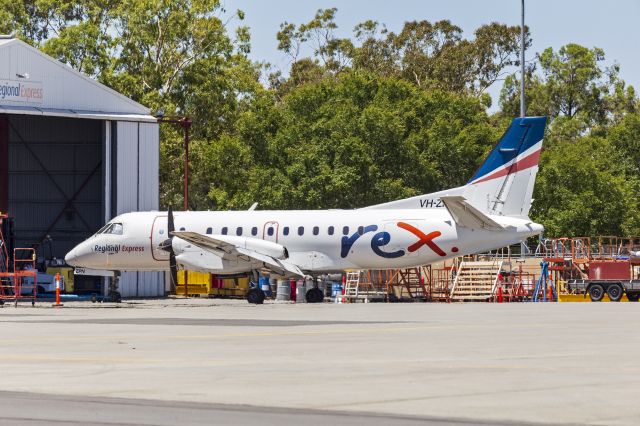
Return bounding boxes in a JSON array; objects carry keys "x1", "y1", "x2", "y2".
[
  {"x1": 275, "y1": 10, "x2": 527, "y2": 99},
  {"x1": 531, "y1": 136, "x2": 640, "y2": 237},
  {"x1": 188, "y1": 71, "x2": 494, "y2": 210},
  {"x1": 500, "y1": 44, "x2": 637, "y2": 127}
]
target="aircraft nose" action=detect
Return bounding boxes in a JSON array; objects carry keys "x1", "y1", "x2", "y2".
[
  {"x1": 65, "y1": 242, "x2": 95, "y2": 267},
  {"x1": 65, "y1": 246, "x2": 80, "y2": 266}
]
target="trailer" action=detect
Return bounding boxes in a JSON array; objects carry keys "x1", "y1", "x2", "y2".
[
  {"x1": 569, "y1": 279, "x2": 640, "y2": 302},
  {"x1": 568, "y1": 260, "x2": 640, "y2": 302}
]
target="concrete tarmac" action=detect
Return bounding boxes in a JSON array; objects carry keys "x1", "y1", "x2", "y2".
[{"x1": 0, "y1": 299, "x2": 638, "y2": 425}]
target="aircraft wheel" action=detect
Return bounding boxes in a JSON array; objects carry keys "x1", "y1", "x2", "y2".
[
  {"x1": 109, "y1": 291, "x2": 122, "y2": 303},
  {"x1": 305, "y1": 288, "x2": 324, "y2": 303},
  {"x1": 627, "y1": 292, "x2": 640, "y2": 302},
  {"x1": 607, "y1": 283, "x2": 623, "y2": 302},
  {"x1": 246, "y1": 288, "x2": 265, "y2": 305},
  {"x1": 588, "y1": 284, "x2": 604, "y2": 302}
]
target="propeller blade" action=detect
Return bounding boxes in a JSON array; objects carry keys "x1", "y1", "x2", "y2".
[
  {"x1": 168, "y1": 205, "x2": 175, "y2": 234},
  {"x1": 169, "y1": 251, "x2": 178, "y2": 294},
  {"x1": 167, "y1": 206, "x2": 178, "y2": 294}
]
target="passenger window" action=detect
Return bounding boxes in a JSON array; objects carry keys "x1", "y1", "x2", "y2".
[
  {"x1": 251, "y1": 227, "x2": 258, "y2": 236},
  {"x1": 222, "y1": 227, "x2": 228, "y2": 235},
  {"x1": 298, "y1": 226, "x2": 304, "y2": 236},
  {"x1": 236, "y1": 227, "x2": 243, "y2": 236},
  {"x1": 206, "y1": 227, "x2": 212, "y2": 235},
  {"x1": 267, "y1": 227, "x2": 274, "y2": 236},
  {"x1": 313, "y1": 226, "x2": 319, "y2": 235},
  {"x1": 358, "y1": 226, "x2": 364, "y2": 235},
  {"x1": 283, "y1": 226, "x2": 289, "y2": 236},
  {"x1": 342, "y1": 226, "x2": 349, "y2": 235},
  {"x1": 328, "y1": 226, "x2": 334, "y2": 236}
]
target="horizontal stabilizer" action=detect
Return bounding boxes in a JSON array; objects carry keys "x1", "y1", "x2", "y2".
[{"x1": 440, "y1": 196, "x2": 505, "y2": 231}]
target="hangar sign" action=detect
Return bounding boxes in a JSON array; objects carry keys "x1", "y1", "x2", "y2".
[{"x1": 0, "y1": 79, "x2": 43, "y2": 103}]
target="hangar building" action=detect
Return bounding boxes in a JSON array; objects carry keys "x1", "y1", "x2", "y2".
[{"x1": 0, "y1": 36, "x2": 164, "y2": 297}]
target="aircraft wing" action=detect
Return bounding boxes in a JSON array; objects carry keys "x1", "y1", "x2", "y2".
[
  {"x1": 171, "y1": 231, "x2": 304, "y2": 277},
  {"x1": 439, "y1": 196, "x2": 506, "y2": 231}
]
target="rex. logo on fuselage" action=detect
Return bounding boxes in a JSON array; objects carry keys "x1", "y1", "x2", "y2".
[{"x1": 340, "y1": 222, "x2": 448, "y2": 259}]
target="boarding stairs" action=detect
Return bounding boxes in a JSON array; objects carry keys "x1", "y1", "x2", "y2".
[
  {"x1": 387, "y1": 267, "x2": 428, "y2": 301},
  {"x1": 450, "y1": 260, "x2": 507, "y2": 301}
]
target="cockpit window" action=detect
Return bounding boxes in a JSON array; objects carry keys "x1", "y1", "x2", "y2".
[
  {"x1": 95, "y1": 223, "x2": 110, "y2": 235},
  {"x1": 101, "y1": 223, "x2": 123, "y2": 235}
]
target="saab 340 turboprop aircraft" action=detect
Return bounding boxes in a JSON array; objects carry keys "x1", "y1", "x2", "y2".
[{"x1": 65, "y1": 116, "x2": 547, "y2": 303}]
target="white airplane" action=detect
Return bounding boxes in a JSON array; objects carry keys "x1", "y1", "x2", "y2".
[{"x1": 65, "y1": 116, "x2": 547, "y2": 303}]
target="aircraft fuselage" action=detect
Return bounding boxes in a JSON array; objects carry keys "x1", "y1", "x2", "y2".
[{"x1": 65, "y1": 209, "x2": 542, "y2": 274}]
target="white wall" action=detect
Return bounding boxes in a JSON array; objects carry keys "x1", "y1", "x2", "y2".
[{"x1": 115, "y1": 121, "x2": 164, "y2": 297}]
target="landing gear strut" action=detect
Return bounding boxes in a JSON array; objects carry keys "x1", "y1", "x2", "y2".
[
  {"x1": 108, "y1": 272, "x2": 122, "y2": 303},
  {"x1": 246, "y1": 270, "x2": 265, "y2": 304}
]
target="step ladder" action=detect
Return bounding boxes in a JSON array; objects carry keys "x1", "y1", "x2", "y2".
[
  {"x1": 450, "y1": 260, "x2": 506, "y2": 301},
  {"x1": 429, "y1": 266, "x2": 452, "y2": 302},
  {"x1": 343, "y1": 271, "x2": 361, "y2": 302}
]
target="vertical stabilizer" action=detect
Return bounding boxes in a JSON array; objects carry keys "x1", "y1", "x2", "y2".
[{"x1": 364, "y1": 116, "x2": 547, "y2": 218}]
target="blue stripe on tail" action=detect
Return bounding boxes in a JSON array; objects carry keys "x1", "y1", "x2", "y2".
[{"x1": 468, "y1": 117, "x2": 547, "y2": 184}]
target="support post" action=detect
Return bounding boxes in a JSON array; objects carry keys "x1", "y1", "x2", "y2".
[{"x1": 0, "y1": 114, "x2": 8, "y2": 213}]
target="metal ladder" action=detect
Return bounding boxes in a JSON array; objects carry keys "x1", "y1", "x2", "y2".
[{"x1": 343, "y1": 271, "x2": 361, "y2": 302}]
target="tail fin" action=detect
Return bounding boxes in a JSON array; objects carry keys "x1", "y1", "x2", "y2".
[{"x1": 364, "y1": 116, "x2": 547, "y2": 218}]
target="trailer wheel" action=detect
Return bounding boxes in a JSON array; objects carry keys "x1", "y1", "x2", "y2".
[
  {"x1": 588, "y1": 284, "x2": 605, "y2": 302},
  {"x1": 607, "y1": 283, "x2": 623, "y2": 302},
  {"x1": 627, "y1": 292, "x2": 640, "y2": 302}
]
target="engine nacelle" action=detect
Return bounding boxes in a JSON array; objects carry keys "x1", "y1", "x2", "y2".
[{"x1": 172, "y1": 234, "x2": 288, "y2": 260}]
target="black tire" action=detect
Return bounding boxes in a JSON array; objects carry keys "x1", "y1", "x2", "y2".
[
  {"x1": 109, "y1": 291, "x2": 122, "y2": 303},
  {"x1": 37, "y1": 285, "x2": 46, "y2": 294},
  {"x1": 607, "y1": 283, "x2": 624, "y2": 302},
  {"x1": 246, "y1": 288, "x2": 265, "y2": 304},
  {"x1": 305, "y1": 287, "x2": 324, "y2": 303},
  {"x1": 588, "y1": 284, "x2": 605, "y2": 302},
  {"x1": 627, "y1": 292, "x2": 640, "y2": 302}
]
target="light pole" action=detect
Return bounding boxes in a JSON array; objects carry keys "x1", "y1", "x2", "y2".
[
  {"x1": 156, "y1": 114, "x2": 193, "y2": 211},
  {"x1": 520, "y1": 0, "x2": 526, "y2": 118}
]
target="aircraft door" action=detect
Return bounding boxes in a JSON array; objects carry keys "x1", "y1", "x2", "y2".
[
  {"x1": 151, "y1": 215, "x2": 170, "y2": 261},
  {"x1": 263, "y1": 221, "x2": 279, "y2": 243}
]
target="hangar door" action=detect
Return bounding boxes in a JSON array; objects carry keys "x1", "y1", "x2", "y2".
[{"x1": 1, "y1": 114, "x2": 104, "y2": 260}]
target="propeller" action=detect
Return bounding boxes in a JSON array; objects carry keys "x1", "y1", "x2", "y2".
[{"x1": 159, "y1": 206, "x2": 178, "y2": 294}]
